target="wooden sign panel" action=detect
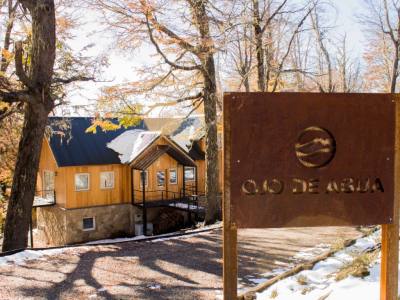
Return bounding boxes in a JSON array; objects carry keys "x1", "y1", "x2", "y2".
[{"x1": 224, "y1": 93, "x2": 396, "y2": 228}]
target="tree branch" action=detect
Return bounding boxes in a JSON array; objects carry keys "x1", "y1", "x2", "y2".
[
  {"x1": 145, "y1": 15, "x2": 201, "y2": 71},
  {"x1": 52, "y1": 75, "x2": 95, "y2": 84},
  {"x1": 261, "y1": 0, "x2": 289, "y2": 33},
  {"x1": 272, "y1": 5, "x2": 314, "y2": 92},
  {"x1": 0, "y1": 89, "x2": 31, "y2": 103},
  {"x1": 141, "y1": 0, "x2": 199, "y2": 55},
  {"x1": 14, "y1": 41, "x2": 33, "y2": 89}
]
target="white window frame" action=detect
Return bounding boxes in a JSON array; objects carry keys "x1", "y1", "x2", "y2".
[
  {"x1": 169, "y1": 168, "x2": 178, "y2": 185},
  {"x1": 100, "y1": 171, "x2": 115, "y2": 189},
  {"x1": 75, "y1": 173, "x2": 90, "y2": 191},
  {"x1": 82, "y1": 216, "x2": 96, "y2": 231},
  {"x1": 157, "y1": 170, "x2": 165, "y2": 187},
  {"x1": 139, "y1": 170, "x2": 148, "y2": 188},
  {"x1": 184, "y1": 167, "x2": 196, "y2": 182},
  {"x1": 43, "y1": 170, "x2": 55, "y2": 199}
]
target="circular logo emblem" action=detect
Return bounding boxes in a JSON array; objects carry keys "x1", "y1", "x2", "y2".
[{"x1": 295, "y1": 126, "x2": 336, "y2": 168}]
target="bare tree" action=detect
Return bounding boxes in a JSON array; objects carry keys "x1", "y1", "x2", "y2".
[
  {"x1": 92, "y1": 0, "x2": 232, "y2": 224},
  {"x1": 1, "y1": 0, "x2": 96, "y2": 251},
  {"x1": 335, "y1": 35, "x2": 363, "y2": 92},
  {"x1": 360, "y1": 0, "x2": 400, "y2": 93}
]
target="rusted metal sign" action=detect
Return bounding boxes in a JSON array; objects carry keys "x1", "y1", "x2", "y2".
[{"x1": 224, "y1": 93, "x2": 396, "y2": 228}]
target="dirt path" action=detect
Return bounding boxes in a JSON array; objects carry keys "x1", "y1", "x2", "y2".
[{"x1": 0, "y1": 227, "x2": 363, "y2": 300}]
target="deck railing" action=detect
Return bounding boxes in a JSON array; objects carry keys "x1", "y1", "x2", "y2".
[{"x1": 133, "y1": 189, "x2": 200, "y2": 211}]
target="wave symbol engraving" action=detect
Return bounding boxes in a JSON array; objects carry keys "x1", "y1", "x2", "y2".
[{"x1": 295, "y1": 126, "x2": 336, "y2": 168}]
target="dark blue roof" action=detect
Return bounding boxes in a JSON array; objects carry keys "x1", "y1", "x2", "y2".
[{"x1": 47, "y1": 117, "x2": 146, "y2": 167}]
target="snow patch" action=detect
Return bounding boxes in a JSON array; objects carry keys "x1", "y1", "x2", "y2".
[
  {"x1": 107, "y1": 130, "x2": 160, "y2": 164},
  {"x1": 0, "y1": 248, "x2": 65, "y2": 266},
  {"x1": 255, "y1": 229, "x2": 387, "y2": 300}
]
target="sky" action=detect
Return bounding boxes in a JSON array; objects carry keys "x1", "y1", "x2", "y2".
[{"x1": 63, "y1": 0, "x2": 367, "y2": 116}]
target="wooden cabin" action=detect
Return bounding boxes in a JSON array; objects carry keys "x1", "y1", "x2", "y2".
[{"x1": 34, "y1": 116, "x2": 221, "y2": 246}]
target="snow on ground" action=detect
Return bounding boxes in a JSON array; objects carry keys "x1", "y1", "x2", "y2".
[
  {"x1": 256, "y1": 229, "x2": 389, "y2": 300},
  {"x1": 168, "y1": 202, "x2": 199, "y2": 210},
  {"x1": 0, "y1": 223, "x2": 222, "y2": 267},
  {"x1": 241, "y1": 242, "x2": 332, "y2": 288},
  {"x1": 0, "y1": 248, "x2": 66, "y2": 267}
]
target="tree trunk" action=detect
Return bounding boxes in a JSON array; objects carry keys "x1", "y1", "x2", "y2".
[
  {"x1": 203, "y1": 55, "x2": 220, "y2": 224},
  {"x1": 191, "y1": 0, "x2": 220, "y2": 224},
  {"x1": 243, "y1": 71, "x2": 250, "y2": 92},
  {"x1": 390, "y1": 41, "x2": 399, "y2": 93},
  {"x1": 2, "y1": 102, "x2": 48, "y2": 251},
  {"x1": 2, "y1": 0, "x2": 56, "y2": 251},
  {"x1": 252, "y1": 0, "x2": 265, "y2": 92}
]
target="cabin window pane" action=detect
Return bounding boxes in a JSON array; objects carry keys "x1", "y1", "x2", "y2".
[
  {"x1": 43, "y1": 170, "x2": 55, "y2": 200},
  {"x1": 82, "y1": 217, "x2": 95, "y2": 231},
  {"x1": 157, "y1": 171, "x2": 165, "y2": 187},
  {"x1": 139, "y1": 171, "x2": 148, "y2": 188},
  {"x1": 184, "y1": 167, "x2": 195, "y2": 182},
  {"x1": 100, "y1": 171, "x2": 114, "y2": 189},
  {"x1": 75, "y1": 173, "x2": 90, "y2": 191},
  {"x1": 169, "y1": 169, "x2": 177, "y2": 184}
]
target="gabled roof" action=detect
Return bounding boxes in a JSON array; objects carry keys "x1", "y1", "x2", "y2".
[
  {"x1": 46, "y1": 116, "x2": 205, "y2": 167},
  {"x1": 107, "y1": 131, "x2": 196, "y2": 169},
  {"x1": 107, "y1": 130, "x2": 161, "y2": 164},
  {"x1": 47, "y1": 117, "x2": 146, "y2": 167}
]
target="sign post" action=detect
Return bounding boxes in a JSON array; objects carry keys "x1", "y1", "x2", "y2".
[{"x1": 223, "y1": 93, "x2": 399, "y2": 300}]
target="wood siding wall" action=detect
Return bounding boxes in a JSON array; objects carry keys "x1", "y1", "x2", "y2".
[
  {"x1": 37, "y1": 140, "x2": 66, "y2": 206},
  {"x1": 132, "y1": 136, "x2": 198, "y2": 203},
  {"x1": 37, "y1": 135, "x2": 222, "y2": 209},
  {"x1": 62, "y1": 164, "x2": 131, "y2": 209},
  {"x1": 37, "y1": 141, "x2": 132, "y2": 209}
]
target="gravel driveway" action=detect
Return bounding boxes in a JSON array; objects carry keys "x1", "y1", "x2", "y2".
[{"x1": 0, "y1": 226, "x2": 363, "y2": 300}]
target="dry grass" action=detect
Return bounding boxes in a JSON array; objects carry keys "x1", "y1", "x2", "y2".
[
  {"x1": 301, "y1": 287, "x2": 314, "y2": 295},
  {"x1": 296, "y1": 274, "x2": 308, "y2": 285},
  {"x1": 270, "y1": 289, "x2": 278, "y2": 299},
  {"x1": 335, "y1": 249, "x2": 379, "y2": 281},
  {"x1": 330, "y1": 238, "x2": 346, "y2": 252}
]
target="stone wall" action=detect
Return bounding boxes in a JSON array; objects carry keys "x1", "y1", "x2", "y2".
[
  {"x1": 36, "y1": 206, "x2": 67, "y2": 246},
  {"x1": 65, "y1": 204, "x2": 135, "y2": 244},
  {"x1": 37, "y1": 203, "x2": 196, "y2": 246},
  {"x1": 37, "y1": 204, "x2": 136, "y2": 246}
]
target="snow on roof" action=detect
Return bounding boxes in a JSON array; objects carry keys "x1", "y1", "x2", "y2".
[
  {"x1": 171, "y1": 117, "x2": 205, "y2": 151},
  {"x1": 107, "y1": 130, "x2": 161, "y2": 164}
]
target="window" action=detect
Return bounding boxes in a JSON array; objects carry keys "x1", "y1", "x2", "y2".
[
  {"x1": 169, "y1": 168, "x2": 177, "y2": 184},
  {"x1": 139, "y1": 170, "x2": 148, "y2": 188},
  {"x1": 184, "y1": 167, "x2": 196, "y2": 182},
  {"x1": 157, "y1": 171, "x2": 165, "y2": 187},
  {"x1": 100, "y1": 171, "x2": 114, "y2": 189},
  {"x1": 82, "y1": 217, "x2": 95, "y2": 231},
  {"x1": 43, "y1": 170, "x2": 55, "y2": 200},
  {"x1": 75, "y1": 173, "x2": 90, "y2": 191}
]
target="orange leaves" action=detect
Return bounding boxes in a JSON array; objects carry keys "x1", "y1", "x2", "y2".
[
  {"x1": 1, "y1": 49, "x2": 13, "y2": 63},
  {"x1": 85, "y1": 119, "x2": 121, "y2": 134}
]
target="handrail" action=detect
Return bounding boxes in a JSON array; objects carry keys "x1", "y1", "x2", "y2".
[{"x1": 133, "y1": 188, "x2": 202, "y2": 203}]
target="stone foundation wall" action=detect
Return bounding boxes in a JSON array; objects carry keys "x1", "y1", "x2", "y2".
[
  {"x1": 37, "y1": 204, "x2": 135, "y2": 246},
  {"x1": 37, "y1": 204, "x2": 195, "y2": 246},
  {"x1": 36, "y1": 206, "x2": 67, "y2": 246},
  {"x1": 65, "y1": 204, "x2": 135, "y2": 244}
]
